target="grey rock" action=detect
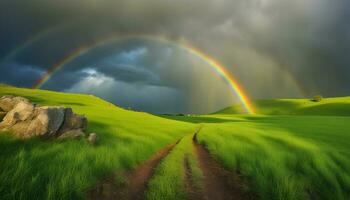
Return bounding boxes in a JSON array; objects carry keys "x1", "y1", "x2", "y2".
[
  {"x1": 58, "y1": 108, "x2": 87, "y2": 134},
  {"x1": 58, "y1": 129, "x2": 86, "y2": 140},
  {"x1": 26, "y1": 107, "x2": 66, "y2": 138},
  {"x1": 88, "y1": 133, "x2": 98, "y2": 145},
  {"x1": 0, "y1": 96, "x2": 88, "y2": 139}
]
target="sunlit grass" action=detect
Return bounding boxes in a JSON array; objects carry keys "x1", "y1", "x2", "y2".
[
  {"x1": 145, "y1": 134, "x2": 203, "y2": 200},
  {"x1": 1, "y1": 85, "x2": 350, "y2": 200},
  {"x1": 197, "y1": 116, "x2": 350, "y2": 200},
  {"x1": 217, "y1": 97, "x2": 350, "y2": 116},
  {"x1": 0, "y1": 85, "x2": 195, "y2": 200}
]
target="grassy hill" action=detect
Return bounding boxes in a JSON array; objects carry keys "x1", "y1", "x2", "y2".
[
  {"x1": 216, "y1": 97, "x2": 350, "y2": 116},
  {"x1": 0, "y1": 85, "x2": 196, "y2": 200},
  {"x1": 1, "y1": 85, "x2": 350, "y2": 200}
]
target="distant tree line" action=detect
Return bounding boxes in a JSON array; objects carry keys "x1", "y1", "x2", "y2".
[{"x1": 311, "y1": 95, "x2": 323, "y2": 102}]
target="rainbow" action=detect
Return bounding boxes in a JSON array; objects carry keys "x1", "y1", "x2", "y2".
[{"x1": 33, "y1": 35, "x2": 255, "y2": 114}]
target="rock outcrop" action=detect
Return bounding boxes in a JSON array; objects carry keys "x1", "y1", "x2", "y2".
[
  {"x1": 0, "y1": 95, "x2": 87, "y2": 139},
  {"x1": 0, "y1": 111, "x2": 6, "y2": 121},
  {"x1": 0, "y1": 96, "x2": 30, "y2": 112}
]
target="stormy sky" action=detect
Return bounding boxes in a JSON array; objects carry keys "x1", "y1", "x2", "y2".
[{"x1": 0, "y1": 0, "x2": 349, "y2": 113}]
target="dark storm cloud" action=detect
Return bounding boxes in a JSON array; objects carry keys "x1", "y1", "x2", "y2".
[
  {"x1": 233, "y1": 0, "x2": 350, "y2": 96},
  {"x1": 40, "y1": 45, "x2": 163, "y2": 90},
  {"x1": 65, "y1": 69, "x2": 186, "y2": 113},
  {"x1": 1, "y1": 0, "x2": 349, "y2": 113},
  {"x1": 97, "y1": 63, "x2": 160, "y2": 84},
  {"x1": 94, "y1": 47, "x2": 160, "y2": 84},
  {"x1": 0, "y1": 62, "x2": 43, "y2": 87},
  {"x1": 41, "y1": 69, "x2": 88, "y2": 91}
]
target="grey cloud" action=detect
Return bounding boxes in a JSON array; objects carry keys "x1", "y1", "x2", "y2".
[
  {"x1": 1, "y1": 0, "x2": 349, "y2": 113},
  {"x1": 41, "y1": 69, "x2": 88, "y2": 91},
  {"x1": 96, "y1": 63, "x2": 161, "y2": 84},
  {"x1": 0, "y1": 62, "x2": 44, "y2": 87},
  {"x1": 66, "y1": 71, "x2": 185, "y2": 113}
]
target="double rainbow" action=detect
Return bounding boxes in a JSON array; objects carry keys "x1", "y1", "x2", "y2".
[{"x1": 33, "y1": 35, "x2": 255, "y2": 114}]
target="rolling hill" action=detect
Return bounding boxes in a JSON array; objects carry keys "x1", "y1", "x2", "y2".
[
  {"x1": 0, "y1": 85, "x2": 195, "y2": 199},
  {"x1": 0, "y1": 85, "x2": 349, "y2": 200},
  {"x1": 216, "y1": 97, "x2": 350, "y2": 116}
]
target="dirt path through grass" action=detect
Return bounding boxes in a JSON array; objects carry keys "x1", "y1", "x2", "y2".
[
  {"x1": 193, "y1": 132, "x2": 251, "y2": 200},
  {"x1": 89, "y1": 129, "x2": 253, "y2": 200},
  {"x1": 88, "y1": 140, "x2": 179, "y2": 200},
  {"x1": 184, "y1": 154, "x2": 204, "y2": 200}
]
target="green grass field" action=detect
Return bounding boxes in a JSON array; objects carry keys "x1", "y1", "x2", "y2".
[
  {"x1": 196, "y1": 116, "x2": 350, "y2": 199},
  {"x1": 0, "y1": 85, "x2": 195, "y2": 200},
  {"x1": 216, "y1": 97, "x2": 350, "y2": 116},
  {"x1": 0, "y1": 85, "x2": 349, "y2": 200},
  {"x1": 146, "y1": 134, "x2": 203, "y2": 200}
]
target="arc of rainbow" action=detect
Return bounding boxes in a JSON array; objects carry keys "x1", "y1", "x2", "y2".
[
  {"x1": 183, "y1": 43, "x2": 254, "y2": 114},
  {"x1": 33, "y1": 35, "x2": 255, "y2": 114},
  {"x1": 1, "y1": 23, "x2": 70, "y2": 63}
]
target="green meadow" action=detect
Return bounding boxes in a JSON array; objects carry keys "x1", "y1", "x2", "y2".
[
  {"x1": 196, "y1": 115, "x2": 350, "y2": 200},
  {"x1": 146, "y1": 134, "x2": 203, "y2": 200},
  {"x1": 0, "y1": 85, "x2": 195, "y2": 200},
  {"x1": 217, "y1": 97, "x2": 350, "y2": 116},
  {"x1": 0, "y1": 85, "x2": 350, "y2": 200}
]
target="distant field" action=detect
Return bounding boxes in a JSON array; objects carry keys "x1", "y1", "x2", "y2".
[
  {"x1": 0, "y1": 85, "x2": 349, "y2": 200},
  {"x1": 216, "y1": 97, "x2": 350, "y2": 116}
]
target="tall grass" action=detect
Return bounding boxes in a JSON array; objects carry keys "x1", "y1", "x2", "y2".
[
  {"x1": 0, "y1": 86, "x2": 195, "y2": 200},
  {"x1": 197, "y1": 116, "x2": 350, "y2": 200},
  {"x1": 1, "y1": 85, "x2": 350, "y2": 200},
  {"x1": 145, "y1": 134, "x2": 203, "y2": 200}
]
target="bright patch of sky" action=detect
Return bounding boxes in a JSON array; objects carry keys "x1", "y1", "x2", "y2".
[{"x1": 115, "y1": 47, "x2": 147, "y2": 63}]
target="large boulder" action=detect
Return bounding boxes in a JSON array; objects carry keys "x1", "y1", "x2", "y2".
[
  {"x1": 0, "y1": 111, "x2": 6, "y2": 121},
  {"x1": 0, "y1": 95, "x2": 31, "y2": 112},
  {"x1": 25, "y1": 107, "x2": 66, "y2": 138},
  {"x1": 57, "y1": 108, "x2": 87, "y2": 134},
  {"x1": 1, "y1": 100, "x2": 35, "y2": 127},
  {"x1": 0, "y1": 96, "x2": 88, "y2": 139}
]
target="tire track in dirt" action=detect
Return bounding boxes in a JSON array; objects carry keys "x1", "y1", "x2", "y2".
[
  {"x1": 184, "y1": 154, "x2": 204, "y2": 200},
  {"x1": 88, "y1": 140, "x2": 179, "y2": 200},
  {"x1": 192, "y1": 132, "x2": 253, "y2": 200}
]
